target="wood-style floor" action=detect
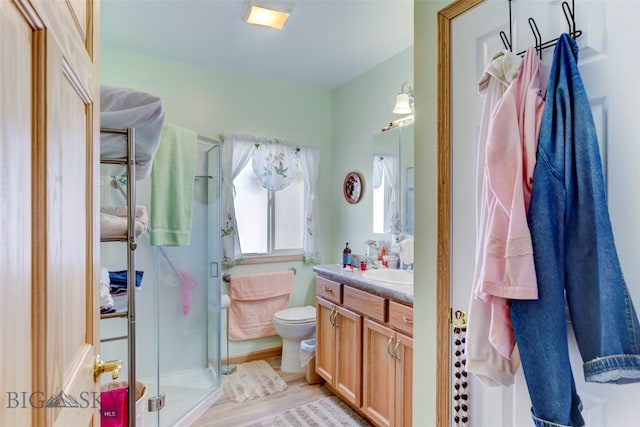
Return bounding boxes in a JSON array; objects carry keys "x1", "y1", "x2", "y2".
[{"x1": 191, "y1": 356, "x2": 334, "y2": 426}]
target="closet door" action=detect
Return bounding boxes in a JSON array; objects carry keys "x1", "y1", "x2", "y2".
[
  {"x1": 443, "y1": 0, "x2": 640, "y2": 426},
  {"x1": 0, "y1": 0, "x2": 100, "y2": 426}
]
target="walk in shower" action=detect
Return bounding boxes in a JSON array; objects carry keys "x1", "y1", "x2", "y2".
[{"x1": 100, "y1": 138, "x2": 222, "y2": 426}]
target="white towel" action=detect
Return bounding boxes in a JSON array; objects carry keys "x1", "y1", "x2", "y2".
[{"x1": 100, "y1": 205, "x2": 149, "y2": 238}]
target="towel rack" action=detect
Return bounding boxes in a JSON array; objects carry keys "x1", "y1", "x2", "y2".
[{"x1": 223, "y1": 267, "x2": 297, "y2": 283}]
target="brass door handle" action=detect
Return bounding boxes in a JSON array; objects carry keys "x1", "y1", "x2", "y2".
[{"x1": 94, "y1": 355, "x2": 122, "y2": 382}]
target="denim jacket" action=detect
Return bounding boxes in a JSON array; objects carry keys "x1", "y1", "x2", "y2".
[{"x1": 510, "y1": 33, "x2": 640, "y2": 427}]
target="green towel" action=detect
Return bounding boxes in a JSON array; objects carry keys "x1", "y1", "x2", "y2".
[{"x1": 150, "y1": 123, "x2": 198, "y2": 246}]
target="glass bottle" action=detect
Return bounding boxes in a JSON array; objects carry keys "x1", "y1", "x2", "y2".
[{"x1": 342, "y1": 242, "x2": 352, "y2": 268}]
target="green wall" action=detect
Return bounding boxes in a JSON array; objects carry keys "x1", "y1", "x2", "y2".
[
  {"x1": 102, "y1": 2, "x2": 443, "y2": 423},
  {"x1": 330, "y1": 47, "x2": 414, "y2": 260},
  {"x1": 414, "y1": 1, "x2": 451, "y2": 426},
  {"x1": 101, "y1": 45, "x2": 414, "y2": 359}
]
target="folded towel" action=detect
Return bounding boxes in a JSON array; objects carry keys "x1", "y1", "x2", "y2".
[
  {"x1": 228, "y1": 271, "x2": 295, "y2": 340},
  {"x1": 149, "y1": 123, "x2": 198, "y2": 246},
  {"x1": 100, "y1": 205, "x2": 149, "y2": 238},
  {"x1": 108, "y1": 270, "x2": 144, "y2": 295},
  {"x1": 99, "y1": 267, "x2": 114, "y2": 312}
]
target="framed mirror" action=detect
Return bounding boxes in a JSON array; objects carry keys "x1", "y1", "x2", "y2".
[{"x1": 372, "y1": 123, "x2": 414, "y2": 235}]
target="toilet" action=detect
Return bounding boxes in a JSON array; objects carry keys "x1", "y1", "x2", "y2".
[{"x1": 273, "y1": 305, "x2": 316, "y2": 373}]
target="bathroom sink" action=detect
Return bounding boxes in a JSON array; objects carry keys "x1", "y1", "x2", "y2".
[{"x1": 362, "y1": 269, "x2": 413, "y2": 285}]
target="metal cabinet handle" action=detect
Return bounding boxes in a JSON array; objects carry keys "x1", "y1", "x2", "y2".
[
  {"x1": 402, "y1": 316, "x2": 414, "y2": 326},
  {"x1": 387, "y1": 336, "x2": 395, "y2": 357},
  {"x1": 322, "y1": 286, "x2": 333, "y2": 292},
  {"x1": 394, "y1": 341, "x2": 401, "y2": 361},
  {"x1": 329, "y1": 307, "x2": 337, "y2": 326}
]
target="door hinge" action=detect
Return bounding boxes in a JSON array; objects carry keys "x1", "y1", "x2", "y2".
[{"x1": 148, "y1": 392, "x2": 166, "y2": 412}]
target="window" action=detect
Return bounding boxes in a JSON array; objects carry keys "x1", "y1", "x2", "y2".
[{"x1": 233, "y1": 159, "x2": 305, "y2": 256}]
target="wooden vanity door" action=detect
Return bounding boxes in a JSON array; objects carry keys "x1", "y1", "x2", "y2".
[
  {"x1": 334, "y1": 305, "x2": 362, "y2": 408},
  {"x1": 316, "y1": 297, "x2": 337, "y2": 384}
]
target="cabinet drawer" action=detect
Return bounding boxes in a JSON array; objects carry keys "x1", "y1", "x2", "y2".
[
  {"x1": 316, "y1": 277, "x2": 342, "y2": 304},
  {"x1": 343, "y1": 285, "x2": 386, "y2": 323},
  {"x1": 388, "y1": 301, "x2": 414, "y2": 336}
]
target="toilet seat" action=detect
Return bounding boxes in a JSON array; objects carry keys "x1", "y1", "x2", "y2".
[{"x1": 273, "y1": 305, "x2": 316, "y2": 324}]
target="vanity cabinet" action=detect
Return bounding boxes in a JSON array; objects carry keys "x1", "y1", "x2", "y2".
[
  {"x1": 315, "y1": 273, "x2": 413, "y2": 427},
  {"x1": 316, "y1": 278, "x2": 363, "y2": 407},
  {"x1": 363, "y1": 318, "x2": 413, "y2": 427}
]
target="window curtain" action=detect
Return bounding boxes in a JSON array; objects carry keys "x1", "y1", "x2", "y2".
[
  {"x1": 220, "y1": 134, "x2": 321, "y2": 266},
  {"x1": 380, "y1": 154, "x2": 400, "y2": 233},
  {"x1": 298, "y1": 146, "x2": 321, "y2": 263},
  {"x1": 373, "y1": 155, "x2": 384, "y2": 189},
  {"x1": 252, "y1": 141, "x2": 299, "y2": 191},
  {"x1": 220, "y1": 136, "x2": 255, "y2": 268}
]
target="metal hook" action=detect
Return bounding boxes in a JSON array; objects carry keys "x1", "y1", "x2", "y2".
[
  {"x1": 499, "y1": 0, "x2": 514, "y2": 52},
  {"x1": 528, "y1": 17, "x2": 542, "y2": 59},
  {"x1": 503, "y1": 0, "x2": 582, "y2": 58},
  {"x1": 562, "y1": 0, "x2": 581, "y2": 39}
]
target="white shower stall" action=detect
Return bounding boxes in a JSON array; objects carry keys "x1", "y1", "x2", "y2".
[{"x1": 100, "y1": 139, "x2": 222, "y2": 426}]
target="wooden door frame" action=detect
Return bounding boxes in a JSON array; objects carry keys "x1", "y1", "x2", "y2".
[{"x1": 436, "y1": 1, "x2": 486, "y2": 426}]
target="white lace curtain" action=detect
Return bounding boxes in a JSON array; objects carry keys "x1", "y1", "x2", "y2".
[
  {"x1": 373, "y1": 153, "x2": 400, "y2": 233},
  {"x1": 220, "y1": 134, "x2": 321, "y2": 267}
]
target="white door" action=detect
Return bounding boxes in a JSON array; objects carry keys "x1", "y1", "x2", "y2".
[{"x1": 448, "y1": 0, "x2": 640, "y2": 425}]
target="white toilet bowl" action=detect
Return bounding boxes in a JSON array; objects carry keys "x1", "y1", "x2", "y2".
[{"x1": 273, "y1": 305, "x2": 316, "y2": 373}]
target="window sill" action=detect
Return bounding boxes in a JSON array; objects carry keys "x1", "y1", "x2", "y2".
[{"x1": 238, "y1": 253, "x2": 304, "y2": 265}]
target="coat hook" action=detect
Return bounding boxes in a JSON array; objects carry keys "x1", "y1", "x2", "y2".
[
  {"x1": 528, "y1": 17, "x2": 542, "y2": 59},
  {"x1": 499, "y1": 0, "x2": 514, "y2": 52},
  {"x1": 562, "y1": 0, "x2": 581, "y2": 39}
]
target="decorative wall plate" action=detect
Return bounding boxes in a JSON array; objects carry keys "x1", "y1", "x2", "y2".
[{"x1": 343, "y1": 172, "x2": 363, "y2": 204}]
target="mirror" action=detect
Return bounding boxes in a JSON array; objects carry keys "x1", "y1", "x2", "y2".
[{"x1": 372, "y1": 123, "x2": 414, "y2": 235}]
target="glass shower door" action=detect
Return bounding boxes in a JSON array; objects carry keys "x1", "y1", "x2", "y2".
[{"x1": 152, "y1": 140, "x2": 221, "y2": 427}]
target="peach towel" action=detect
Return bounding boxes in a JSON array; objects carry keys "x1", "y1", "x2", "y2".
[{"x1": 228, "y1": 271, "x2": 295, "y2": 340}]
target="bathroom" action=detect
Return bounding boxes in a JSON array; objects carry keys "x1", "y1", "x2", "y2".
[
  {"x1": 4, "y1": 1, "x2": 640, "y2": 426},
  {"x1": 98, "y1": 0, "x2": 415, "y2": 425},
  {"x1": 100, "y1": 1, "x2": 640, "y2": 426}
]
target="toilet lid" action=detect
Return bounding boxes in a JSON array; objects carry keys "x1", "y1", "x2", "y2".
[{"x1": 273, "y1": 305, "x2": 316, "y2": 324}]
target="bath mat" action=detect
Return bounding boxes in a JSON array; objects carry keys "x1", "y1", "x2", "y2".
[
  {"x1": 273, "y1": 396, "x2": 371, "y2": 426},
  {"x1": 221, "y1": 360, "x2": 288, "y2": 403}
]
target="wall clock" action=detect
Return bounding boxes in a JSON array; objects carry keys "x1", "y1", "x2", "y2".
[{"x1": 343, "y1": 172, "x2": 363, "y2": 204}]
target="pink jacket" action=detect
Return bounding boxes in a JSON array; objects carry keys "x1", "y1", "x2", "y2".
[
  {"x1": 467, "y1": 48, "x2": 544, "y2": 386},
  {"x1": 479, "y1": 47, "x2": 544, "y2": 301}
]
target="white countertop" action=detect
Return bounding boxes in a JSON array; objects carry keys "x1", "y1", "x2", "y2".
[{"x1": 313, "y1": 264, "x2": 413, "y2": 305}]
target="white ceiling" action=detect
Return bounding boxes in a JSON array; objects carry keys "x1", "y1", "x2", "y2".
[{"x1": 100, "y1": 0, "x2": 414, "y2": 90}]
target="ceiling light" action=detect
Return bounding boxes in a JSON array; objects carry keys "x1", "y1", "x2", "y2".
[
  {"x1": 393, "y1": 82, "x2": 414, "y2": 114},
  {"x1": 244, "y1": 4, "x2": 291, "y2": 30}
]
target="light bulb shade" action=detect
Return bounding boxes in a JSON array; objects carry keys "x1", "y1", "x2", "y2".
[{"x1": 393, "y1": 93, "x2": 412, "y2": 114}]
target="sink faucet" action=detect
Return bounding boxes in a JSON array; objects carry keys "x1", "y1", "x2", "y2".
[{"x1": 399, "y1": 238, "x2": 414, "y2": 271}]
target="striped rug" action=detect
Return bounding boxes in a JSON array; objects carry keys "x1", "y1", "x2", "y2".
[
  {"x1": 273, "y1": 396, "x2": 371, "y2": 426},
  {"x1": 221, "y1": 360, "x2": 288, "y2": 403}
]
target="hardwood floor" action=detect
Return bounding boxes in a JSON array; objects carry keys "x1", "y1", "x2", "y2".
[{"x1": 191, "y1": 356, "x2": 334, "y2": 426}]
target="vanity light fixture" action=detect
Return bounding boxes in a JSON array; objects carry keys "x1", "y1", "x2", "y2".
[
  {"x1": 392, "y1": 82, "x2": 414, "y2": 114},
  {"x1": 243, "y1": 2, "x2": 292, "y2": 30}
]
